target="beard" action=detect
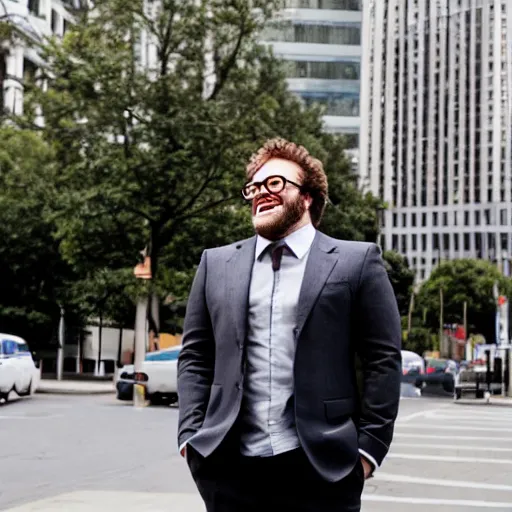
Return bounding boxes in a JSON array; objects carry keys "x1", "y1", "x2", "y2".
[{"x1": 252, "y1": 194, "x2": 306, "y2": 240}]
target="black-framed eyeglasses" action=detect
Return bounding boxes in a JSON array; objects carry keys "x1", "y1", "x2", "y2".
[{"x1": 241, "y1": 175, "x2": 303, "y2": 200}]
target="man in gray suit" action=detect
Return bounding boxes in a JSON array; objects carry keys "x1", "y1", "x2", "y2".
[{"x1": 177, "y1": 138, "x2": 402, "y2": 511}]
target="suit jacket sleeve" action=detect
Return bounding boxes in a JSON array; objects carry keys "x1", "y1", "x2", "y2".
[
  {"x1": 355, "y1": 243, "x2": 402, "y2": 467},
  {"x1": 177, "y1": 250, "x2": 215, "y2": 448}
]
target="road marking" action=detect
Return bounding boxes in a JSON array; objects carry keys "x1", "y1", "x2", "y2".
[
  {"x1": 375, "y1": 472, "x2": 512, "y2": 492},
  {"x1": 398, "y1": 407, "x2": 448, "y2": 423},
  {"x1": 408, "y1": 419, "x2": 512, "y2": 428},
  {"x1": 396, "y1": 424, "x2": 512, "y2": 432},
  {"x1": 362, "y1": 495, "x2": 512, "y2": 508},
  {"x1": 0, "y1": 414, "x2": 63, "y2": 420},
  {"x1": 387, "y1": 453, "x2": 512, "y2": 464},
  {"x1": 395, "y1": 433, "x2": 512, "y2": 442},
  {"x1": 391, "y1": 442, "x2": 512, "y2": 453},
  {"x1": 430, "y1": 411, "x2": 512, "y2": 419}
]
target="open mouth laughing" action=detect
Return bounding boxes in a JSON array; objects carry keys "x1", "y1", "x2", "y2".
[{"x1": 254, "y1": 198, "x2": 283, "y2": 217}]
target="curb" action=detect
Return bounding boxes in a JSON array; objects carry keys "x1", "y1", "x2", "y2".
[
  {"x1": 453, "y1": 398, "x2": 512, "y2": 407},
  {"x1": 36, "y1": 388, "x2": 115, "y2": 396}
]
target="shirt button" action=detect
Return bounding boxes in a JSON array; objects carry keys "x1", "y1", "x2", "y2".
[{"x1": 269, "y1": 420, "x2": 277, "y2": 426}]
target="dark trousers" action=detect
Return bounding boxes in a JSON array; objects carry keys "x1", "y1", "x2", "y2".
[{"x1": 187, "y1": 440, "x2": 365, "y2": 512}]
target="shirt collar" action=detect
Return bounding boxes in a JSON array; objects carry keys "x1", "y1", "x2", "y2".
[{"x1": 255, "y1": 223, "x2": 316, "y2": 261}]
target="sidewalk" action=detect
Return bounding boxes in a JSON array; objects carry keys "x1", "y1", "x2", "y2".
[
  {"x1": 454, "y1": 395, "x2": 512, "y2": 407},
  {"x1": 3, "y1": 491, "x2": 203, "y2": 512},
  {"x1": 36, "y1": 379, "x2": 115, "y2": 395}
]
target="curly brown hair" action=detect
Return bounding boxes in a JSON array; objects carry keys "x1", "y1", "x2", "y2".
[{"x1": 246, "y1": 138, "x2": 328, "y2": 227}]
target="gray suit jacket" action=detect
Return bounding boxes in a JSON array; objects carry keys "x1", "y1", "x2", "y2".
[{"x1": 177, "y1": 231, "x2": 402, "y2": 482}]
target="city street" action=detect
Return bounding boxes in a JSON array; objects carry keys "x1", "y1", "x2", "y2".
[{"x1": 1, "y1": 393, "x2": 511, "y2": 511}]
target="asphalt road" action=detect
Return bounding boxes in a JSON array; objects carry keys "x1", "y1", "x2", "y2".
[{"x1": 1, "y1": 392, "x2": 512, "y2": 511}]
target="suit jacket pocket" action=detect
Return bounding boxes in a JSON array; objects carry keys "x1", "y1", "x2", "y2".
[{"x1": 324, "y1": 397, "x2": 354, "y2": 423}]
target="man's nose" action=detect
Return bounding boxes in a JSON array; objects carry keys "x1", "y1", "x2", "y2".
[{"x1": 254, "y1": 187, "x2": 269, "y2": 200}]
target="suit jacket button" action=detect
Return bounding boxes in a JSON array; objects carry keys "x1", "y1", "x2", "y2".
[{"x1": 236, "y1": 382, "x2": 241, "y2": 390}]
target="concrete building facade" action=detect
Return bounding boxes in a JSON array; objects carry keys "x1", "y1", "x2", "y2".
[
  {"x1": 360, "y1": 0, "x2": 512, "y2": 282},
  {"x1": 261, "y1": 0, "x2": 362, "y2": 146},
  {"x1": 1, "y1": 0, "x2": 73, "y2": 115}
]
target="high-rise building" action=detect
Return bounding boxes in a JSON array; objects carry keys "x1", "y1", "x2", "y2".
[
  {"x1": 1, "y1": 0, "x2": 72, "y2": 115},
  {"x1": 360, "y1": 0, "x2": 512, "y2": 282},
  {"x1": 261, "y1": 0, "x2": 362, "y2": 147}
]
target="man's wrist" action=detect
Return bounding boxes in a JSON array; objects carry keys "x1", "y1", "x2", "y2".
[{"x1": 359, "y1": 449, "x2": 377, "y2": 479}]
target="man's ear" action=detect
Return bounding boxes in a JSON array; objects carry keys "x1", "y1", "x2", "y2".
[{"x1": 304, "y1": 193, "x2": 313, "y2": 210}]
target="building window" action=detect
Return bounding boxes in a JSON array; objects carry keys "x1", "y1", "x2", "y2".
[
  {"x1": 51, "y1": 9, "x2": 59, "y2": 34},
  {"x1": 464, "y1": 234, "x2": 470, "y2": 251},
  {"x1": 300, "y1": 91, "x2": 359, "y2": 116},
  {"x1": 433, "y1": 233, "x2": 439, "y2": 250},
  {"x1": 285, "y1": 0, "x2": 361, "y2": 10},
  {"x1": 28, "y1": 0, "x2": 39, "y2": 16},
  {"x1": 285, "y1": 60, "x2": 360, "y2": 80},
  {"x1": 263, "y1": 22, "x2": 361, "y2": 46},
  {"x1": 443, "y1": 234, "x2": 450, "y2": 251}
]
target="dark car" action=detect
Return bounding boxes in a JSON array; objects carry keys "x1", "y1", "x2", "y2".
[{"x1": 423, "y1": 358, "x2": 458, "y2": 393}]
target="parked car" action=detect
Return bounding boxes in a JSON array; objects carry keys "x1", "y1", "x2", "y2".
[
  {"x1": 0, "y1": 334, "x2": 40, "y2": 402},
  {"x1": 423, "y1": 357, "x2": 458, "y2": 393},
  {"x1": 401, "y1": 350, "x2": 425, "y2": 388},
  {"x1": 116, "y1": 345, "x2": 181, "y2": 405}
]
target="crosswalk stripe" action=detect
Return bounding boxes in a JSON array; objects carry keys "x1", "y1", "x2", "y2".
[
  {"x1": 391, "y1": 442, "x2": 512, "y2": 452},
  {"x1": 394, "y1": 433, "x2": 512, "y2": 442},
  {"x1": 362, "y1": 495, "x2": 512, "y2": 508},
  {"x1": 387, "y1": 453, "x2": 512, "y2": 464},
  {"x1": 375, "y1": 472, "x2": 512, "y2": 492}
]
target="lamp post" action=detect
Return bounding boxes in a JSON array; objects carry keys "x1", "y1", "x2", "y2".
[
  {"x1": 133, "y1": 249, "x2": 151, "y2": 407},
  {"x1": 376, "y1": 206, "x2": 386, "y2": 249}
]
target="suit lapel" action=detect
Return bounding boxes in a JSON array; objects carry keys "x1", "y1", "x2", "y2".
[
  {"x1": 227, "y1": 236, "x2": 257, "y2": 345},
  {"x1": 296, "y1": 232, "x2": 339, "y2": 338}
]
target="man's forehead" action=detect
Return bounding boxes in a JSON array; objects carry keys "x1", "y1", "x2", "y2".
[{"x1": 252, "y1": 158, "x2": 302, "y2": 182}]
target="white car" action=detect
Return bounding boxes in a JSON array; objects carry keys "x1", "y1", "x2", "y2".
[
  {"x1": 0, "y1": 334, "x2": 40, "y2": 401},
  {"x1": 116, "y1": 345, "x2": 181, "y2": 405},
  {"x1": 401, "y1": 350, "x2": 425, "y2": 387}
]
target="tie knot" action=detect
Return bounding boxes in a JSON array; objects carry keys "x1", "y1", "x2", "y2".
[{"x1": 270, "y1": 241, "x2": 288, "y2": 271}]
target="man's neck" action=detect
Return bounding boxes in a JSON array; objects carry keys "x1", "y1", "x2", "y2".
[{"x1": 280, "y1": 216, "x2": 312, "y2": 240}]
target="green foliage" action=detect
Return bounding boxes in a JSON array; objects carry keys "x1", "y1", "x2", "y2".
[
  {"x1": 7, "y1": 0, "x2": 382, "y2": 338},
  {"x1": 402, "y1": 327, "x2": 433, "y2": 356},
  {"x1": 416, "y1": 259, "x2": 512, "y2": 343},
  {"x1": 382, "y1": 250, "x2": 415, "y2": 316},
  {"x1": 0, "y1": 127, "x2": 67, "y2": 345}
]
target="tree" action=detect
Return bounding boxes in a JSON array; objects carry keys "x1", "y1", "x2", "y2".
[
  {"x1": 18, "y1": 0, "x2": 381, "y2": 333},
  {"x1": 382, "y1": 250, "x2": 415, "y2": 316},
  {"x1": 416, "y1": 259, "x2": 512, "y2": 344},
  {"x1": 402, "y1": 327, "x2": 433, "y2": 356},
  {"x1": 0, "y1": 127, "x2": 70, "y2": 347}
]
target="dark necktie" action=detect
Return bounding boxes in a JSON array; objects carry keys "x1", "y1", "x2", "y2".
[{"x1": 270, "y1": 241, "x2": 288, "y2": 271}]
